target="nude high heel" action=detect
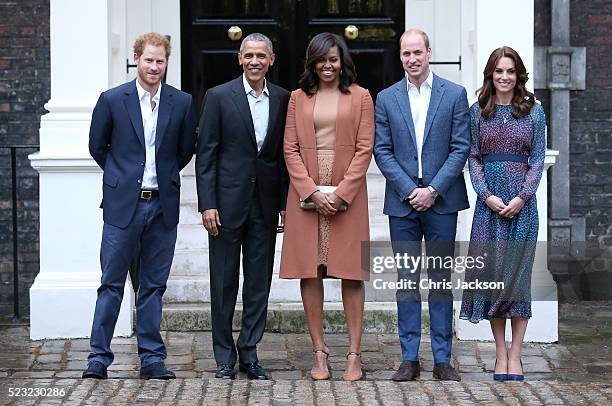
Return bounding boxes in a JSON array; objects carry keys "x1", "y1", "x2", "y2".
[
  {"x1": 343, "y1": 352, "x2": 364, "y2": 381},
  {"x1": 310, "y1": 349, "x2": 330, "y2": 380}
]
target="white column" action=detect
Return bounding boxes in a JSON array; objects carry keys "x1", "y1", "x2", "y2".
[{"x1": 29, "y1": 0, "x2": 132, "y2": 339}]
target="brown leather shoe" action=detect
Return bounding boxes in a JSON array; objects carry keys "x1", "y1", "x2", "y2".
[
  {"x1": 391, "y1": 360, "x2": 420, "y2": 381},
  {"x1": 433, "y1": 363, "x2": 461, "y2": 381}
]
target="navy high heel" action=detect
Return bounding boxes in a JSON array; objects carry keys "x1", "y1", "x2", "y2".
[
  {"x1": 493, "y1": 360, "x2": 507, "y2": 381},
  {"x1": 506, "y1": 359, "x2": 524, "y2": 381}
]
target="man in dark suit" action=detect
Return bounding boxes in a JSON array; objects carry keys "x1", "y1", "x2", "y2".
[
  {"x1": 83, "y1": 32, "x2": 196, "y2": 380},
  {"x1": 196, "y1": 33, "x2": 290, "y2": 380},
  {"x1": 374, "y1": 29, "x2": 470, "y2": 381}
]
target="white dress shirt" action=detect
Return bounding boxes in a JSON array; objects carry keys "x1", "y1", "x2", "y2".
[
  {"x1": 406, "y1": 70, "x2": 433, "y2": 178},
  {"x1": 243, "y1": 74, "x2": 270, "y2": 151},
  {"x1": 136, "y1": 79, "x2": 160, "y2": 190}
]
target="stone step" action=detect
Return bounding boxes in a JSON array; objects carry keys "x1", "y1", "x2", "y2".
[
  {"x1": 158, "y1": 302, "x2": 431, "y2": 334},
  {"x1": 166, "y1": 275, "x2": 345, "y2": 303}
]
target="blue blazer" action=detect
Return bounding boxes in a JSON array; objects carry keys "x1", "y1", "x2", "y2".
[
  {"x1": 374, "y1": 74, "x2": 470, "y2": 216},
  {"x1": 89, "y1": 80, "x2": 196, "y2": 229}
]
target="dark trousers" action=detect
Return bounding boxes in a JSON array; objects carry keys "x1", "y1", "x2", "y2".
[
  {"x1": 88, "y1": 197, "x2": 177, "y2": 367},
  {"x1": 209, "y1": 198, "x2": 277, "y2": 365},
  {"x1": 389, "y1": 209, "x2": 457, "y2": 364}
]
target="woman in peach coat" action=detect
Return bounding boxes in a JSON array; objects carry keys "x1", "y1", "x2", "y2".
[{"x1": 279, "y1": 33, "x2": 374, "y2": 381}]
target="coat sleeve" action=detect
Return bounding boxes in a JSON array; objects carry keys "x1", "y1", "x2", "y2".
[
  {"x1": 283, "y1": 91, "x2": 319, "y2": 200},
  {"x1": 373, "y1": 92, "x2": 418, "y2": 201},
  {"x1": 88, "y1": 92, "x2": 113, "y2": 170},
  {"x1": 335, "y1": 90, "x2": 374, "y2": 205},
  {"x1": 195, "y1": 89, "x2": 221, "y2": 212},
  {"x1": 278, "y1": 92, "x2": 290, "y2": 211},
  {"x1": 428, "y1": 87, "x2": 470, "y2": 197},
  {"x1": 177, "y1": 94, "x2": 197, "y2": 171}
]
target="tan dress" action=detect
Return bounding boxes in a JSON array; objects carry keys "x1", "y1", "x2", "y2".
[{"x1": 313, "y1": 90, "x2": 339, "y2": 266}]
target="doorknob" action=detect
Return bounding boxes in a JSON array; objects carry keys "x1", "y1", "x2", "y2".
[
  {"x1": 344, "y1": 25, "x2": 358, "y2": 40},
  {"x1": 228, "y1": 26, "x2": 243, "y2": 41}
]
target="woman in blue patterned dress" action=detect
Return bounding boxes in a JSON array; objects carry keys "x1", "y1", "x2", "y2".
[{"x1": 460, "y1": 46, "x2": 546, "y2": 381}]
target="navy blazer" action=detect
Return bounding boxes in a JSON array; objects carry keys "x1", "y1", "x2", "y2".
[
  {"x1": 195, "y1": 76, "x2": 290, "y2": 230},
  {"x1": 374, "y1": 74, "x2": 470, "y2": 216},
  {"x1": 89, "y1": 80, "x2": 196, "y2": 229}
]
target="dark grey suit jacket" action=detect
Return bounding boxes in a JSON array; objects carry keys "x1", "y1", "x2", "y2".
[{"x1": 195, "y1": 76, "x2": 290, "y2": 230}]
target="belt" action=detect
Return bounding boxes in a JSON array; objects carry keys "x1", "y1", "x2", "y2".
[
  {"x1": 139, "y1": 190, "x2": 159, "y2": 200},
  {"x1": 483, "y1": 154, "x2": 528, "y2": 164}
]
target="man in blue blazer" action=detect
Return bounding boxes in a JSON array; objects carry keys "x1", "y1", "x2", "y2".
[
  {"x1": 374, "y1": 29, "x2": 470, "y2": 381},
  {"x1": 83, "y1": 33, "x2": 196, "y2": 380}
]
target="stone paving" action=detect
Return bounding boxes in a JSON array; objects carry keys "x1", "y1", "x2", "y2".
[{"x1": 0, "y1": 302, "x2": 610, "y2": 405}]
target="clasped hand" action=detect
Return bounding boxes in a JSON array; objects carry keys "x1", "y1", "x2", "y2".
[
  {"x1": 407, "y1": 187, "x2": 435, "y2": 211},
  {"x1": 309, "y1": 190, "x2": 344, "y2": 216},
  {"x1": 485, "y1": 195, "x2": 525, "y2": 218}
]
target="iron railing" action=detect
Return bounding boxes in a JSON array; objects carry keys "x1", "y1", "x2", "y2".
[{"x1": 1, "y1": 144, "x2": 39, "y2": 320}]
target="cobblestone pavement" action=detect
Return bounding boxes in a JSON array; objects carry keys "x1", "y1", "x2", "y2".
[{"x1": 0, "y1": 302, "x2": 610, "y2": 405}]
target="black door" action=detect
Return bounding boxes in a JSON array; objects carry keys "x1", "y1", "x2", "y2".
[{"x1": 181, "y1": 0, "x2": 404, "y2": 114}]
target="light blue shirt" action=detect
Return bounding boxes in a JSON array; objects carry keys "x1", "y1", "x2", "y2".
[{"x1": 243, "y1": 74, "x2": 270, "y2": 151}]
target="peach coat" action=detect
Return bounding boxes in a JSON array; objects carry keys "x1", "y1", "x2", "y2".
[{"x1": 279, "y1": 84, "x2": 374, "y2": 280}]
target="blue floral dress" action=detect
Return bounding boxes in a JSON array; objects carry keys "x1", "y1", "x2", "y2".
[{"x1": 460, "y1": 102, "x2": 546, "y2": 322}]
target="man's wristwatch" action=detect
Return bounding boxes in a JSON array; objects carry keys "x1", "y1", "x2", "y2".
[{"x1": 427, "y1": 186, "x2": 439, "y2": 199}]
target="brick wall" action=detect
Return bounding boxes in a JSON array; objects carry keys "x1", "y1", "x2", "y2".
[
  {"x1": 535, "y1": 0, "x2": 612, "y2": 299},
  {"x1": 0, "y1": 0, "x2": 49, "y2": 319}
]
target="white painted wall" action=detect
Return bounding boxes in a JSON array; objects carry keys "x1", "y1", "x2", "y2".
[
  {"x1": 124, "y1": 0, "x2": 181, "y2": 88},
  {"x1": 475, "y1": 0, "x2": 535, "y2": 94},
  {"x1": 406, "y1": 0, "x2": 463, "y2": 84}
]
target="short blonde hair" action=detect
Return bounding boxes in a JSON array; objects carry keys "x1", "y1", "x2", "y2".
[
  {"x1": 400, "y1": 29, "x2": 430, "y2": 49},
  {"x1": 133, "y1": 32, "x2": 171, "y2": 58}
]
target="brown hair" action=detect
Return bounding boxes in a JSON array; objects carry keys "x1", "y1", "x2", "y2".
[
  {"x1": 133, "y1": 32, "x2": 171, "y2": 58},
  {"x1": 477, "y1": 46, "x2": 534, "y2": 119},
  {"x1": 298, "y1": 32, "x2": 357, "y2": 95}
]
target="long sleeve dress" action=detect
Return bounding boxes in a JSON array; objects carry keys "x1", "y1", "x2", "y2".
[{"x1": 460, "y1": 102, "x2": 546, "y2": 322}]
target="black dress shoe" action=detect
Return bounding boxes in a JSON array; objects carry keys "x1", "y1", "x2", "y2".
[
  {"x1": 215, "y1": 364, "x2": 236, "y2": 379},
  {"x1": 82, "y1": 360, "x2": 107, "y2": 379},
  {"x1": 391, "y1": 360, "x2": 420, "y2": 381},
  {"x1": 239, "y1": 362, "x2": 270, "y2": 380},
  {"x1": 433, "y1": 363, "x2": 461, "y2": 381},
  {"x1": 139, "y1": 362, "x2": 176, "y2": 380}
]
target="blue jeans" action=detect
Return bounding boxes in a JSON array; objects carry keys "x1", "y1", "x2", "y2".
[{"x1": 88, "y1": 197, "x2": 177, "y2": 367}]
